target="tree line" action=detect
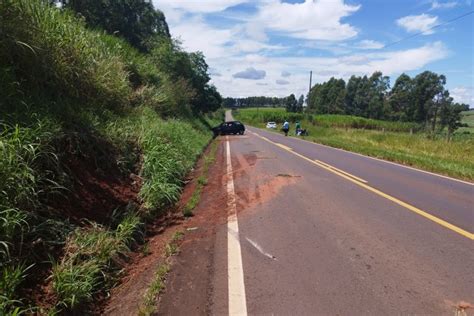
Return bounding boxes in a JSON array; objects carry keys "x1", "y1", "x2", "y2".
[
  {"x1": 223, "y1": 96, "x2": 287, "y2": 108},
  {"x1": 307, "y1": 71, "x2": 469, "y2": 136},
  {"x1": 223, "y1": 94, "x2": 305, "y2": 112},
  {"x1": 53, "y1": 0, "x2": 222, "y2": 114}
]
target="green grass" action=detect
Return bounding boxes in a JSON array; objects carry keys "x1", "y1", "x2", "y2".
[
  {"x1": 52, "y1": 213, "x2": 142, "y2": 310},
  {"x1": 235, "y1": 108, "x2": 420, "y2": 132},
  {"x1": 235, "y1": 108, "x2": 474, "y2": 181},
  {"x1": 46, "y1": 107, "x2": 215, "y2": 311},
  {"x1": 182, "y1": 140, "x2": 218, "y2": 217},
  {"x1": 459, "y1": 110, "x2": 474, "y2": 134},
  {"x1": 138, "y1": 231, "x2": 184, "y2": 316},
  {"x1": 0, "y1": 0, "x2": 221, "y2": 312},
  {"x1": 165, "y1": 231, "x2": 184, "y2": 257},
  {"x1": 138, "y1": 264, "x2": 170, "y2": 316}
]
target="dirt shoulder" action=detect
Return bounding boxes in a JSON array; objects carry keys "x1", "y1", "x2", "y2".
[{"x1": 103, "y1": 138, "x2": 227, "y2": 316}]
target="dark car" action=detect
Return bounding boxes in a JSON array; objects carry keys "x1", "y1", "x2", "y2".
[{"x1": 212, "y1": 121, "x2": 245, "y2": 136}]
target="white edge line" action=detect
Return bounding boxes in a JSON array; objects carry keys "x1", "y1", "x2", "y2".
[
  {"x1": 249, "y1": 128, "x2": 473, "y2": 186},
  {"x1": 226, "y1": 138, "x2": 248, "y2": 316}
]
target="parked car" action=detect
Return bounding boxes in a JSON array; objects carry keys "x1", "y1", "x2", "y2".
[
  {"x1": 212, "y1": 121, "x2": 245, "y2": 136},
  {"x1": 266, "y1": 122, "x2": 277, "y2": 129}
]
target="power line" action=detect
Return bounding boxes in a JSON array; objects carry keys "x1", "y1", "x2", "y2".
[{"x1": 382, "y1": 10, "x2": 474, "y2": 49}]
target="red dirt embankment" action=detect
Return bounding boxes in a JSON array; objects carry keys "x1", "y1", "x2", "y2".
[
  {"x1": 24, "y1": 133, "x2": 141, "y2": 311},
  {"x1": 48, "y1": 134, "x2": 141, "y2": 223},
  {"x1": 103, "y1": 138, "x2": 227, "y2": 315}
]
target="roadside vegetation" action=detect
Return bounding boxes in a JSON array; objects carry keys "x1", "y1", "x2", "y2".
[
  {"x1": 459, "y1": 110, "x2": 474, "y2": 134},
  {"x1": 138, "y1": 231, "x2": 184, "y2": 316},
  {"x1": 228, "y1": 70, "x2": 469, "y2": 140},
  {"x1": 0, "y1": 0, "x2": 223, "y2": 313},
  {"x1": 234, "y1": 108, "x2": 474, "y2": 181},
  {"x1": 183, "y1": 140, "x2": 219, "y2": 217}
]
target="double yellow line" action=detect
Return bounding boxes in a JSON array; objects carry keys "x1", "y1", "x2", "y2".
[{"x1": 253, "y1": 133, "x2": 474, "y2": 241}]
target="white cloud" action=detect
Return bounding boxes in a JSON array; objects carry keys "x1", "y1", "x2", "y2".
[
  {"x1": 450, "y1": 86, "x2": 473, "y2": 106},
  {"x1": 355, "y1": 40, "x2": 384, "y2": 50},
  {"x1": 430, "y1": 0, "x2": 459, "y2": 10},
  {"x1": 366, "y1": 41, "x2": 449, "y2": 74},
  {"x1": 211, "y1": 42, "x2": 449, "y2": 97},
  {"x1": 153, "y1": 0, "x2": 250, "y2": 13},
  {"x1": 396, "y1": 13, "x2": 439, "y2": 35},
  {"x1": 152, "y1": 1, "x2": 452, "y2": 99},
  {"x1": 258, "y1": 0, "x2": 360, "y2": 40},
  {"x1": 169, "y1": 17, "x2": 233, "y2": 59},
  {"x1": 233, "y1": 67, "x2": 267, "y2": 80}
]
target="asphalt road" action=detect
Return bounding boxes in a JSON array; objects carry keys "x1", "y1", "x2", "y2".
[{"x1": 160, "y1": 111, "x2": 474, "y2": 315}]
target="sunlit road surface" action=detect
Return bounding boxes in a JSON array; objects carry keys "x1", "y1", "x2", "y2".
[{"x1": 161, "y1": 110, "x2": 474, "y2": 315}]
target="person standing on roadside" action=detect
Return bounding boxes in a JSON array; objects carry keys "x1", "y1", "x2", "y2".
[{"x1": 282, "y1": 120, "x2": 290, "y2": 136}]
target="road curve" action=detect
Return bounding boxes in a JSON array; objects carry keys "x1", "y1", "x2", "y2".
[{"x1": 159, "y1": 111, "x2": 474, "y2": 315}]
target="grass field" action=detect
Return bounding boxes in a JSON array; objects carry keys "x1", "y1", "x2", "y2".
[
  {"x1": 234, "y1": 108, "x2": 474, "y2": 181},
  {"x1": 460, "y1": 110, "x2": 474, "y2": 134}
]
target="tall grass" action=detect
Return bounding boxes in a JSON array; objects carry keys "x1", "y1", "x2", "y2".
[
  {"x1": 235, "y1": 108, "x2": 420, "y2": 132},
  {"x1": 48, "y1": 107, "x2": 215, "y2": 311},
  {"x1": 52, "y1": 213, "x2": 142, "y2": 309},
  {"x1": 105, "y1": 107, "x2": 212, "y2": 212},
  {"x1": 1, "y1": 0, "x2": 220, "y2": 312}
]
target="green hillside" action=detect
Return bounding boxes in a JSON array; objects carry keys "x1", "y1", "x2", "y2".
[{"x1": 0, "y1": 0, "x2": 223, "y2": 313}]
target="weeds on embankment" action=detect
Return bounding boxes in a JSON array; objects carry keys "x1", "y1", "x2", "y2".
[
  {"x1": 40, "y1": 110, "x2": 216, "y2": 313},
  {"x1": 52, "y1": 213, "x2": 143, "y2": 309},
  {"x1": 0, "y1": 109, "x2": 217, "y2": 313},
  {"x1": 234, "y1": 108, "x2": 474, "y2": 181},
  {"x1": 183, "y1": 140, "x2": 219, "y2": 217},
  {"x1": 138, "y1": 231, "x2": 184, "y2": 316},
  {"x1": 0, "y1": 0, "x2": 223, "y2": 313}
]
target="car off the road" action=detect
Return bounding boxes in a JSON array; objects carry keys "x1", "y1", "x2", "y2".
[
  {"x1": 266, "y1": 122, "x2": 277, "y2": 129},
  {"x1": 212, "y1": 121, "x2": 245, "y2": 136}
]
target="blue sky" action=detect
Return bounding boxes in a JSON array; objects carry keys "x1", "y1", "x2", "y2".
[{"x1": 154, "y1": 0, "x2": 473, "y2": 105}]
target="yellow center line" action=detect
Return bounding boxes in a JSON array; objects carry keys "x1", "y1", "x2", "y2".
[
  {"x1": 275, "y1": 143, "x2": 292, "y2": 151},
  {"x1": 253, "y1": 133, "x2": 474, "y2": 241},
  {"x1": 315, "y1": 159, "x2": 368, "y2": 184}
]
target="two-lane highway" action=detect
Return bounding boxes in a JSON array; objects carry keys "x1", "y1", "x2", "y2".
[
  {"x1": 159, "y1": 112, "x2": 474, "y2": 315},
  {"x1": 249, "y1": 125, "x2": 474, "y2": 235}
]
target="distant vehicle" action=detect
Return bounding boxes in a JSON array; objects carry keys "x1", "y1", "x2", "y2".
[
  {"x1": 266, "y1": 122, "x2": 277, "y2": 129},
  {"x1": 212, "y1": 121, "x2": 245, "y2": 136}
]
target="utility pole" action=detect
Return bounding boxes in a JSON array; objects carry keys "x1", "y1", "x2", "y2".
[{"x1": 306, "y1": 70, "x2": 312, "y2": 107}]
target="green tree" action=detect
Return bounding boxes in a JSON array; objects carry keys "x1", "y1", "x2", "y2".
[
  {"x1": 412, "y1": 71, "x2": 446, "y2": 124},
  {"x1": 327, "y1": 78, "x2": 346, "y2": 114},
  {"x1": 345, "y1": 75, "x2": 361, "y2": 115},
  {"x1": 367, "y1": 71, "x2": 390, "y2": 119},
  {"x1": 353, "y1": 75, "x2": 370, "y2": 117},
  {"x1": 59, "y1": 0, "x2": 170, "y2": 52},
  {"x1": 296, "y1": 94, "x2": 304, "y2": 112},
  {"x1": 389, "y1": 73, "x2": 414, "y2": 121},
  {"x1": 439, "y1": 102, "x2": 467, "y2": 141},
  {"x1": 150, "y1": 38, "x2": 218, "y2": 113},
  {"x1": 285, "y1": 94, "x2": 298, "y2": 112}
]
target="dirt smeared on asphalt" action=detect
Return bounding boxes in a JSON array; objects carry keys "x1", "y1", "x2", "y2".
[
  {"x1": 104, "y1": 133, "x2": 298, "y2": 315},
  {"x1": 157, "y1": 135, "x2": 299, "y2": 315}
]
